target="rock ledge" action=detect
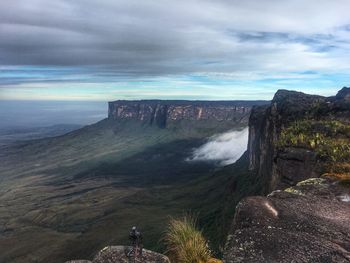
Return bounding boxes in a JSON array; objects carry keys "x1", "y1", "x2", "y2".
[
  {"x1": 66, "y1": 245, "x2": 170, "y2": 263},
  {"x1": 223, "y1": 178, "x2": 350, "y2": 262}
]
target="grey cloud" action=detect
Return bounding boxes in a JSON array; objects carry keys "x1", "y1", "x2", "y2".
[{"x1": 0, "y1": 0, "x2": 350, "y2": 78}]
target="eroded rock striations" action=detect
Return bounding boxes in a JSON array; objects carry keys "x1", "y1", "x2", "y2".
[
  {"x1": 224, "y1": 87, "x2": 350, "y2": 262},
  {"x1": 108, "y1": 100, "x2": 267, "y2": 128}
]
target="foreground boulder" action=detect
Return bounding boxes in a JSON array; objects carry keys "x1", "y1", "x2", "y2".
[
  {"x1": 66, "y1": 246, "x2": 170, "y2": 263},
  {"x1": 223, "y1": 178, "x2": 350, "y2": 262}
]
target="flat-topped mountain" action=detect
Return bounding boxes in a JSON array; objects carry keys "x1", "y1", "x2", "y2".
[
  {"x1": 108, "y1": 100, "x2": 268, "y2": 127},
  {"x1": 0, "y1": 98, "x2": 266, "y2": 263}
]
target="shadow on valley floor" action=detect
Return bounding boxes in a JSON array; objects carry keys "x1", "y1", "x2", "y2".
[
  {"x1": 0, "y1": 120, "x2": 258, "y2": 263},
  {"x1": 71, "y1": 138, "x2": 216, "y2": 185},
  {"x1": 45, "y1": 151, "x2": 261, "y2": 263}
]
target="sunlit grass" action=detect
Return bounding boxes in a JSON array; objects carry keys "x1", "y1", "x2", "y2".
[{"x1": 163, "y1": 215, "x2": 222, "y2": 263}]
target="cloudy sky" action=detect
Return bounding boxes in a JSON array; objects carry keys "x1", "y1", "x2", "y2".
[{"x1": 0, "y1": 0, "x2": 350, "y2": 100}]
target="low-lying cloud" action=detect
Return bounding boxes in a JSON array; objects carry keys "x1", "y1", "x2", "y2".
[{"x1": 188, "y1": 128, "x2": 249, "y2": 166}]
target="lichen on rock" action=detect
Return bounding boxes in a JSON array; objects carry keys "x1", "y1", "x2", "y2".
[
  {"x1": 296, "y1": 177, "x2": 326, "y2": 186},
  {"x1": 284, "y1": 187, "x2": 305, "y2": 196}
]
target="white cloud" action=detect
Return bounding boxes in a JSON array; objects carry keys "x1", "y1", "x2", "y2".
[{"x1": 187, "y1": 128, "x2": 249, "y2": 166}]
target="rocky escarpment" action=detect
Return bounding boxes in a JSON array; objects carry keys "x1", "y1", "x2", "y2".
[
  {"x1": 65, "y1": 246, "x2": 170, "y2": 263},
  {"x1": 108, "y1": 100, "x2": 267, "y2": 128},
  {"x1": 224, "y1": 177, "x2": 350, "y2": 262},
  {"x1": 224, "y1": 87, "x2": 350, "y2": 262},
  {"x1": 248, "y1": 87, "x2": 350, "y2": 192}
]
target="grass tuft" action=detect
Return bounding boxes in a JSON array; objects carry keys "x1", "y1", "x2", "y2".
[{"x1": 163, "y1": 215, "x2": 220, "y2": 263}]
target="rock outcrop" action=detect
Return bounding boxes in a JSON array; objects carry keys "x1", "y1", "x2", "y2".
[
  {"x1": 66, "y1": 246, "x2": 170, "y2": 263},
  {"x1": 108, "y1": 100, "x2": 267, "y2": 128},
  {"x1": 224, "y1": 87, "x2": 350, "y2": 262},
  {"x1": 223, "y1": 177, "x2": 350, "y2": 262},
  {"x1": 247, "y1": 87, "x2": 350, "y2": 192}
]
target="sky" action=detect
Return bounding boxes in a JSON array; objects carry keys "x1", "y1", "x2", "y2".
[{"x1": 0, "y1": 0, "x2": 350, "y2": 101}]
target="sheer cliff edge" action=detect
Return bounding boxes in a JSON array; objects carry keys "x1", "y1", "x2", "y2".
[{"x1": 224, "y1": 87, "x2": 350, "y2": 263}]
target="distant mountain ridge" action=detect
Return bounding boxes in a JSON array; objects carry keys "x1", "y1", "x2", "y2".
[{"x1": 108, "y1": 100, "x2": 268, "y2": 128}]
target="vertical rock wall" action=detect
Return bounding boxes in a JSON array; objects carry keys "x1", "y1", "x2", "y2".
[{"x1": 108, "y1": 100, "x2": 264, "y2": 128}]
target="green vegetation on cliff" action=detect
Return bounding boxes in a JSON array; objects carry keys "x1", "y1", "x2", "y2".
[{"x1": 278, "y1": 119, "x2": 350, "y2": 178}]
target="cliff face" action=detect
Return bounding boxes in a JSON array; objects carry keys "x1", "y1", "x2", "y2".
[
  {"x1": 247, "y1": 87, "x2": 350, "y2": 192},
  {"x1": 224, "y1": 87, "x2": 350, "y2": 262},
  {"x1": 108, "y1": 100, "x2": 267, "y2": 128}
]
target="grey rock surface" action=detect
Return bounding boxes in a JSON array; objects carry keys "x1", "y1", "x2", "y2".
[
  {"x1": 66, "y1": 246, "x2": 170, "y2": 263},
  {"x1": 223, "y1": 178, "x2": 350, "y2": 262},
  {"x1": 65, "y1": 260, "x2": 92, "y2": 263}
]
